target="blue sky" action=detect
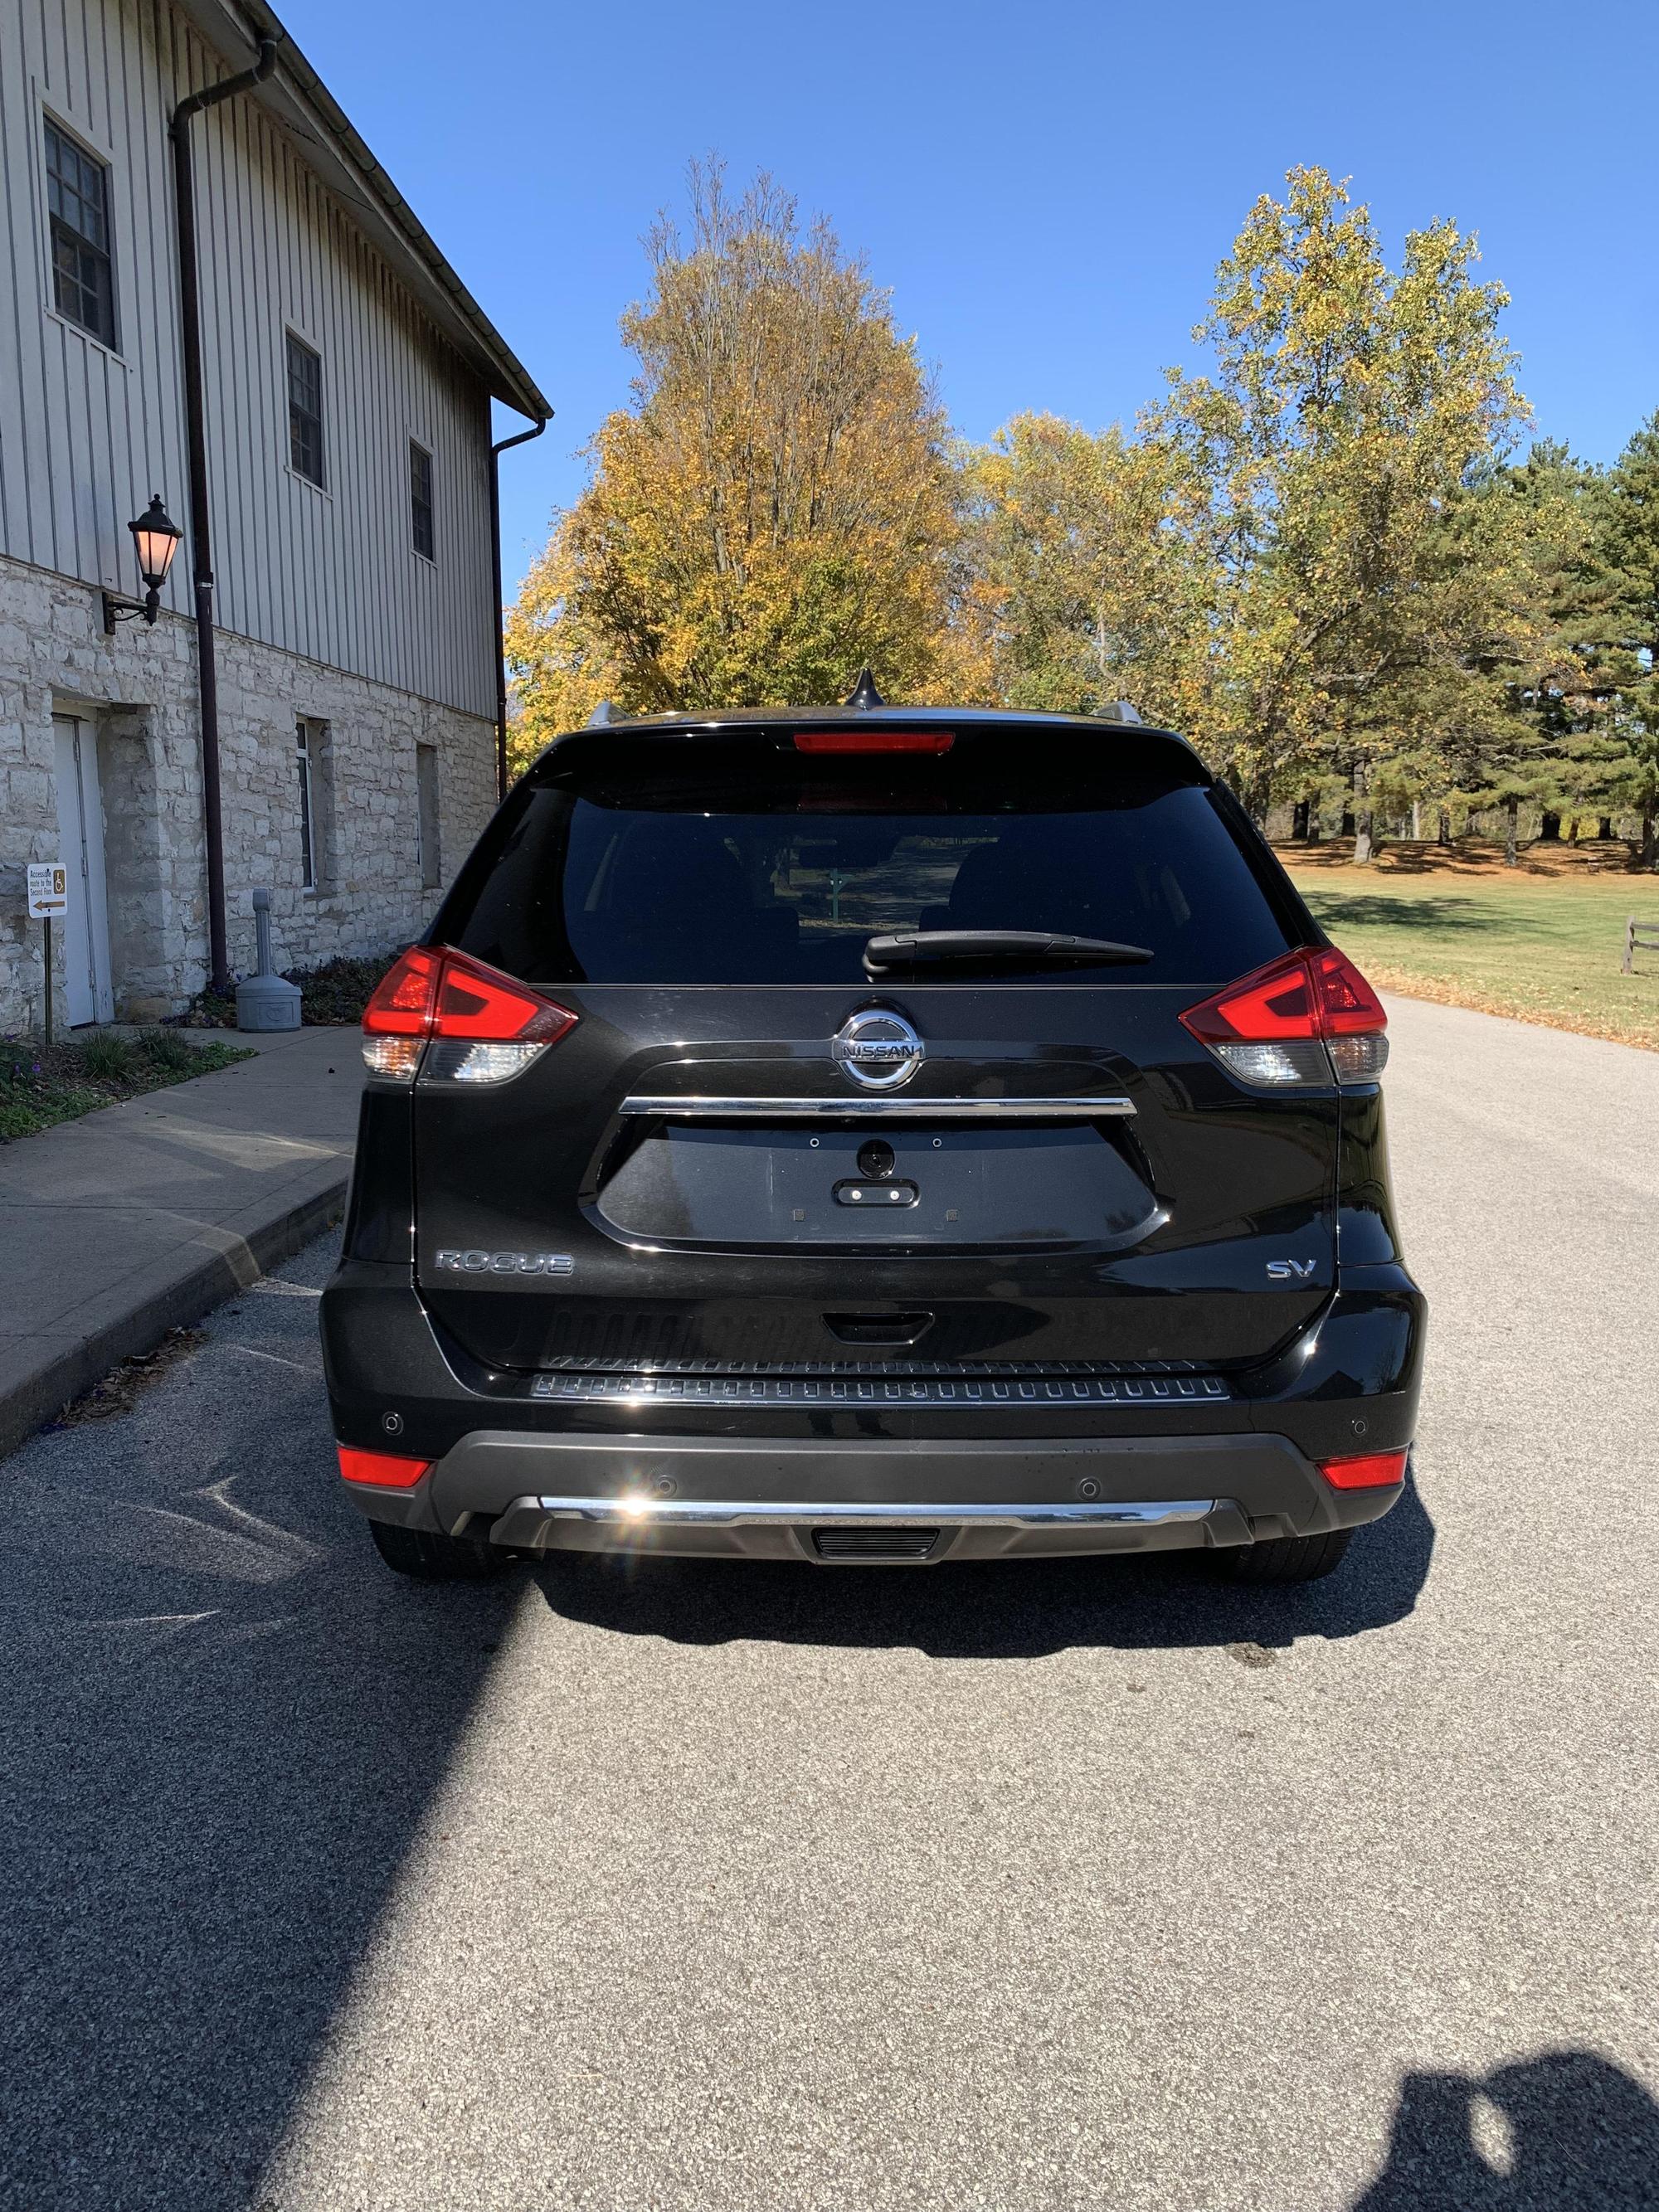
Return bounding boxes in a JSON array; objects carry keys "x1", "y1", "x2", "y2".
[{"x1": 284, "y1": 0, "x2": 1658, "y2": 603}]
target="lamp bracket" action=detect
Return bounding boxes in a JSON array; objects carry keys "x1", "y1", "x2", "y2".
[{"x1": 103, "y1": 589, "x2": 160, "y2": 634}]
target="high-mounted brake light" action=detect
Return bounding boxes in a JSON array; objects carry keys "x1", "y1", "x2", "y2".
[
  {"x1": 362, "y1": 946, "x2": 577, "y2": 1085},
  {"x1": 793, "y1": 730, "x2": 955, "y2": 755},
  {"x1": 337, "y1": 1445, "x2": 432, "y2": 1488},
  {"x1": 1180, "y1": 946, "x2": 1388, "y2": 1089},
  {"x1": 1317, "y1": 1447, "x2": 1409, "y2": 1490}
]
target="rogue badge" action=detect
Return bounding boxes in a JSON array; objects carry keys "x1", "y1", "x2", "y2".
[{"x1": 435, "y1": 1250, "x2": 574, "y2": 1276}]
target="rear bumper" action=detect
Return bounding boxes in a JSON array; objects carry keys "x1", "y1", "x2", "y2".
[
  {"x1": 340, "y1": 1429, "x2": 1405, "y2": 1563},
  {"x1": 322, "y1": 1257, "x2": 1424, "y2": 1563}
]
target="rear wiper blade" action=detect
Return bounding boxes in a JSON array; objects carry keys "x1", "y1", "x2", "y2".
[{"x1": 864, "y1": 929, "x2": 1155, "y2": 974}]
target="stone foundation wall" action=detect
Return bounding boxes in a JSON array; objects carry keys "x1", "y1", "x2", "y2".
[{"x1": 0, "y1": 552, "x2": 496, "y2": 1030}]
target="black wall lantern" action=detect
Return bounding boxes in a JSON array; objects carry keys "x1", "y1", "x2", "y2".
[{"x1": 103, "y1": 493, "x2": 182, "y2": 633}]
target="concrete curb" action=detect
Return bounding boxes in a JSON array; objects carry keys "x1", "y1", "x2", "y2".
[{"x1": 0, "y1": 1168, "x2": 348, "y2": 1462}]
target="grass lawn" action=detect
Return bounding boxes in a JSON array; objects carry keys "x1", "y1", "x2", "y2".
[
  {"x1": 0, "y1": 1028, "x2": 253, "y2": 1143},
  {"x1": 1280, "y1": 841, "x2": 1659, "y2": 1053}
]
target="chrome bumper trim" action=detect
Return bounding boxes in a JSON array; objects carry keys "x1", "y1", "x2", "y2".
[
  {"x1": 529, "y1": 1371, "x2": 1229, "y2": 1407},
  {"x1": 619, "y1": 1094, "x2": 1135, "y2": 1121},
  {"x1": 529, "y1": 1495, "x2": 1214, "y2": 1529}
]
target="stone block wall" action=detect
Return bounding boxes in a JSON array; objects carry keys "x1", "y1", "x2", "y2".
[{"x1": 0, "y1": 552, "x2": 496, "y2": 1030}]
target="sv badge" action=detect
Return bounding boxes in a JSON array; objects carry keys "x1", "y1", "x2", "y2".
[{"x1": 1266, "y1": 1258, "x2": 1318, "y2": 1281}]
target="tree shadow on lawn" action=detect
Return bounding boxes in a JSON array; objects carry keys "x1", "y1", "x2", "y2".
[
  {"x1": 1301, "y1": 891, "x2": 1519, "y2": 936},
  {"x1": 531, "y1": 1474, "x2": 1435, "y2": 1661}
]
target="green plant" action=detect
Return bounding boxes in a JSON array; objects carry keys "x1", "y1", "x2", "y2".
[
  {"x1": 75, "y1": 1033, "x2": 139, "y2": 1083},
  {"x1": 0, "y1": 1038, "x2": 41, "y2": 1088},
  {"x1": 281, "y1": 952, "x2": 401, "y2": 1025},
  {"x1": 137, "y1": 1026, "x2": 196, "y2": 1076}
]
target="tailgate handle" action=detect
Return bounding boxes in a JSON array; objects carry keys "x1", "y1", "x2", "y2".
[{"x1": 824, "y1": 1310, "x2": 934, "y2": 1347}]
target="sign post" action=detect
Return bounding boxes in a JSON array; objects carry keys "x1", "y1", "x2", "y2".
[{"x1": 26, "y1": 863, "x2": 68, "y2": 1051}]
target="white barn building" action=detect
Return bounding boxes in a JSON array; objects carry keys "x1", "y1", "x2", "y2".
[{"x1": 0, "y1": 0, "x2": 549, "y2": 1027}]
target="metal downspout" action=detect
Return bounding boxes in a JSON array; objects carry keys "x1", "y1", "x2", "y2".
[
  {"x1": 490, "y1": 416, "x2": 548, "y2": 799},
  {"x1": 170, "y1": 32, "x2": 280, "y2": 998}
]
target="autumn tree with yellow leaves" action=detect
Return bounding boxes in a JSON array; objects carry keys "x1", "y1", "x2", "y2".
[
  {"x1": 506, "y1": 163, "x2": 960, "y2": 763},
  {"x1": 508, "y1": 161, "x2": 1651, "y2": 860},
  {"x1": 954, "y1": 413, "x2": 1219, "y2": 729},
  {"x1": 959, "y1": 171, "x2": 1541, "y2": 833}
]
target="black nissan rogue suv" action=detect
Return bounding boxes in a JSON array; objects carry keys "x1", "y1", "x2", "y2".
[{"x1": 320, "y1": 704, "x2": 1425, "y2": 1586}]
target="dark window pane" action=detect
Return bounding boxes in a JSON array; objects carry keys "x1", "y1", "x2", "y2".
[
  {"x1": 410, "y1": 442, "x2": 435, "y2": 560},
  {"x1": 443, "y1": 738, "x2": 1295, "y2": 989},
  {"x1": 296, "y1": 724, "x2": 315, "y2": 888},
  {"x1": 286, "y1": 333, "x2": 324, "y2": 484},
  {"x1": 44, "y1": 122, "x2": 115, "y2": 347}
]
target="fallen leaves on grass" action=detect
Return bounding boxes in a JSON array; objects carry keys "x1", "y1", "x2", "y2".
[{"x1": 1359, "y1": 965, "x2": 1659, "y2": 1052}]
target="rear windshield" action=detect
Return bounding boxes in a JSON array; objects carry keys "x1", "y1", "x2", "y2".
[{"x1": 440, "y1": 736, "x2": 1297, "y2": 987}]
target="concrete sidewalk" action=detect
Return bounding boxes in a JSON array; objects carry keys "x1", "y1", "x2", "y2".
[{"x1": 0, "y1": 1027, "x2": 361, "y2": 1459}]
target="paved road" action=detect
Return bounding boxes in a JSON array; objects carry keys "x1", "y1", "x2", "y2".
[{"x1": 2, "y1": 997, "x2": 1655, "y2": 2211}]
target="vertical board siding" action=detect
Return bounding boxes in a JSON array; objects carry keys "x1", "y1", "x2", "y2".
[{"x1": 0, "y1": 0, "x2": 499, "y2": 720}]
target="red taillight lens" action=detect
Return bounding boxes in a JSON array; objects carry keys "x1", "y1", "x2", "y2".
[
  {"x1": 1180, "y1": 950, "x2": 1320, "y2": 1043},
  {"x1": 431, "y1": 949, "x2": 577, "y2": 1044},
  {"x1": 1309, "y1": 946, "x2": 1387, "y2": 1035},
  {"x1": 1317, "y1": 1447, "x2": 1409, "y2": 1490},
  {"x1": 360, "y1": 946, "x2": 577, "y2": 1083},
  {"x1": 793, "y1": 730, "x2": 954, "y2": 755},
  {"x1": 1180, "y1": 946, "x2": 1387, "y2": 1087},
  {"x1": 362, "y1": 945, "x2": 442, "y2": 1036},
  {"x1": 338, "y1": 1445, "x2": 432, "y2": 1488}
]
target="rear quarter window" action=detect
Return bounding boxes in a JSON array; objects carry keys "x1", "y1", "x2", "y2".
[{"x1": 439, "y1": 733, "x2": 1300, "y2": 989}]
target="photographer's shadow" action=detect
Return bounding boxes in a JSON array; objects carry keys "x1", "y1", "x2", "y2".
[
  {"x1": 532, "y1": 1471, "x2": 1436, "y2": 1659},
  {"x1": 1354, "y1": 2053, "x2": 1659, "y2": 2210}
]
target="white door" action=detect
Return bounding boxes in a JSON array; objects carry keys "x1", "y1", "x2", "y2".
[{"x1": 52, "y1": 713, "x2": 114, "y2": 1026}]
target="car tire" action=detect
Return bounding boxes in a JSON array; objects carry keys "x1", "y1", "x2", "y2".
[
  {"x1": 368, "y1": 1517, "x2": 504, "y2": 1582},
  {"x1": 1218, "y1": 1527, "x2": 1353, "y2": 1585}
]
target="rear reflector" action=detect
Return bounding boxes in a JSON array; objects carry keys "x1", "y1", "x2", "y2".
[
  {"x1": 793, "y1": 730, "x2": 954, "y2": 755},
  {"x1": 362, "y1": 946, "x2": 577, "y2": 1085},
  {"x1": 338, "y1": 1445, "x2": 432, "y2": 1488},
  {"x1": 1317, "y1": 1447, "x2": 1409, "y2": 1490}
]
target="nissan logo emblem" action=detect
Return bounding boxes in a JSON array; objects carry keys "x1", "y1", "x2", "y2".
[{"x1": 832, "y1": 1009, "x2": 924, "y2": 1091}]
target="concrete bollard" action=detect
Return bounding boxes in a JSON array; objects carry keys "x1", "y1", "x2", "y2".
[{"x1": 236, "y1": 888, "x2": 303, "y2": 1031}]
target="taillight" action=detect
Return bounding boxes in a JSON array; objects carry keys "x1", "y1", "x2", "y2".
[
  {"x1": 361, "y1": 946, "x2": 577, "y2": 1085},
  {"x1": 337, "y1": 1445, "x2": 432, "y2": 1487},
  {"x1": 1317, "y1": 1447, "x2": 1409, "y2": 1490},
  {"x1": 360, "y1": 945, "x2": 442, "y2": 1078},
  {"x1": 1308, "y1": 946, "x2": 1389, "y2": 1083},
  {"x1": 793, "y1": 730, "x2": 954, "y2": 755},
  {"x1": 1180, "y1": 946, "x2": 1388, "y2": 1089}
]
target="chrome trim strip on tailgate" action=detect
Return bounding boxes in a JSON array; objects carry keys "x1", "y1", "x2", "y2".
[
  {"x1": 529, "y1": 1372, "x2": 1230, "y2": 1407},
  {"x1": 531, "y1": 1496, "x2": 1214, "y2": 1528},
  {"x1": 619, "y1": 1095, "x2": 1136, "y2": 1120}
]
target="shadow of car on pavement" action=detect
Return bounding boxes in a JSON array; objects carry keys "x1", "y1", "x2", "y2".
[
  {"x1": 529, "y1": 1471, "x2": 1436, "y2": 1660},
  {"x1": 0, "y1": 1266, "x2": 514, "y2": 2212}
]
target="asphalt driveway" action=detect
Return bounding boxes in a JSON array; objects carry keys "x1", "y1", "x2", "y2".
[{"x1": 1, "y1": 995, "x2": 1654, "y2": 2210}]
